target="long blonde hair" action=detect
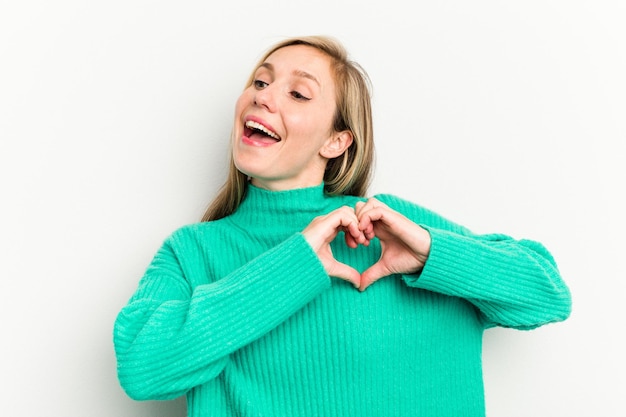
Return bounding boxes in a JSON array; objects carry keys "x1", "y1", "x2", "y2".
[{"x1": 201, "y1": 35, "x2": 375, "y2": 222}]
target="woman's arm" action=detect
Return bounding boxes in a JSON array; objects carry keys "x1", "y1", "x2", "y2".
[
  {"x1": 113, "y1": 230, "x2": 330, "y2": 401},
  {"x1": 370, "y1": 194, "x2": 572, "y2": 330},
  {"x1": 406, "y1": 228, "x2": 571, "y2": 329}
]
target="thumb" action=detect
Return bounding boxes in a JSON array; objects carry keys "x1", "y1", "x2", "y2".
[
  {"x1": 327, "y1": 260, "x2": 362, "y2": 289},
  {"x1": 359, "y1": 261, "x2": 389, "y2": 291}
]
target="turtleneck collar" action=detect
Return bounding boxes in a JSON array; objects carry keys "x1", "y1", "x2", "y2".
[{"x1": 228, "y1": 183, "x2": 334, "y2": 230}]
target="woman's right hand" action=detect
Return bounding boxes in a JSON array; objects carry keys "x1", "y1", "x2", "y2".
[{"x1": 302, "y1": 206, "x2": 367, "y2": 288}]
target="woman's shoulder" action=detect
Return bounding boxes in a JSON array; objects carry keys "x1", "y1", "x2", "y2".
[
  {"x1": 163, "y1": 218, "x2": 231, "y2": 244},
  {"x1": 370, "y1": 193, "x2": 428, "y2": 214},
  {"x1": 370, "y1": 193, "x2": 470, "y2": 234}
]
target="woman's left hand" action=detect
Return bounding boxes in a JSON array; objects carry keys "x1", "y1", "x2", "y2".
[{"x1": 356, "y1": 198, "x2": 432, "y2": 291}]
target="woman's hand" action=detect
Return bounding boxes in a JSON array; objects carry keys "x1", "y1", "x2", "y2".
[
  {"x1": 356, "y1": 198, "x2": 431, "y2": 291},
  {"x1": 302, "y1": 206, "x2": 367, "y2": 288}
]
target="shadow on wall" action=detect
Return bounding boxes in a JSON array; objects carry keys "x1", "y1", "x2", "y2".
[{"x1": 144, "y1": 397, "x2": 186, "y2": 417}]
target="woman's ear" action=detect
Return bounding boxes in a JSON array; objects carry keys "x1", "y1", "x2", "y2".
[{"x1": 320, "y1": 130, "x2": 354, "y2": 159}]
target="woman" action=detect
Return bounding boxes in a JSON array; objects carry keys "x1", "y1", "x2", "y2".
[{"x1": 113, "y1": 36, "x2": 571, "y2": 417}]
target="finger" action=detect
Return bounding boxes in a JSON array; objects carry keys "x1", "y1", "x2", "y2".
[
  {"x1": 328, "y1": 261, "x2": 362, "y2": 289},
  {"x1": 356, "y1": 198, "x2": 387, "y2": 224},
  {"x1": 360, "y1": 221, "x2": 375, "y2": 241},
  {"x1": 355, "y1": 201, "x2": 366, "y2": 216},
  {"x1": 357, "y1": 208, "x2": 384, "y2": 241},
  {"x1": 344, "y1": 230, "x2": 359, "y2": 248},
  {"x1": 338, "y1": 213, "x2": 367, "y2": 246},
  {"x1": 358, "y1": 203, "x2": 408, "y2": 240},
  {"x1": 303, "y1": 207, "x2": 359, "y2": 250},
  {"x1": 358, "y1": 205, "x2": 385, "y2": 226},
  {"x1": 355, "y1": 201, "x2": 376, "y2": 238},
  {"x1": 359, "y1": 261, "x2": 389, "y2": 291},
  {"x1": 356, "y1": 196, "x2": 383, "y2": 211}
]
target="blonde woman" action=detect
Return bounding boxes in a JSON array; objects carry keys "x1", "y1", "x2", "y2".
[{"x1": 114, "y1": 36, "x2": 571, "y2": 417}]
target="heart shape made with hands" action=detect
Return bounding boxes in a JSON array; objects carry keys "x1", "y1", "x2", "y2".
[{"x1": 303, "y1": 199, "x2": 431, "y2": 291}]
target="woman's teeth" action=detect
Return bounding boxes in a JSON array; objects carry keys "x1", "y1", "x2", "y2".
[{"x1": 245, "y1": 120, "x2": 280, "y2": 140}]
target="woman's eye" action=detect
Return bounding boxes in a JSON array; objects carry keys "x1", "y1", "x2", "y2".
[
  {"x1": 253, "y1": 79, "x2": 268, "y2": 89},
  {"x1": 291, "y1": 91, "x2": 311, "y2": 101}
]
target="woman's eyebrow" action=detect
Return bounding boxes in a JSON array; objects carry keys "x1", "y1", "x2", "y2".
[
  {"x1": 258, "y1": 63, "x2": 320, "y2": 86},
  {"x1": 292, "y1": 69, "x2": 320, "y2": 86}
]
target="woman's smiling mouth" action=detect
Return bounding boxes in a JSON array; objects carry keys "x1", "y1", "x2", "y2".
[{"x1": 243, "y1": 120, "x2": 282, "y2": 146}]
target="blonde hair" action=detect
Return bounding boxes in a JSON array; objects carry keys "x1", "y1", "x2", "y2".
[{"x1": 201, "y1": 35, "x2": 375, "y2": 222}]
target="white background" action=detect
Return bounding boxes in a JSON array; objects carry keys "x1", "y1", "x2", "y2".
[{"x1": 1, "y1": 1, "x2": 624, "y2": 416}]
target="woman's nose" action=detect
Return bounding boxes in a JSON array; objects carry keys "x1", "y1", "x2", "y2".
[{"x1": 253, "y1": 85, "x2": 276, "y2": 112}]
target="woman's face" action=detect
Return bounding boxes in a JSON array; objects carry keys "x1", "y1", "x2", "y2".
[{"x1": 232, "y1": 44, "x2": 348, "y2": 191}]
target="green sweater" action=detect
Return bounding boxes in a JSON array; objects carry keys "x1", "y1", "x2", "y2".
[{"x1": 113, "y1": 184, "x2": 571, "y2": 417}]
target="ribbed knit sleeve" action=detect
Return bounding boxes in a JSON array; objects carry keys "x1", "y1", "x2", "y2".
[
  {"x1": 406, "y1": 229, "x2": 571, "y2": 329},
  {"x1": 113, "y1": 231, "x2": 330, "y2": 401},
  {"x1": 375, "y1": 194, "x2": 572, "y2": 330}
]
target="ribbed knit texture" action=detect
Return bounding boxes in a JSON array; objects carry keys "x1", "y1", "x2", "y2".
[{"x1": 113, "y1": 183, "x2": 571, "y2": 417}]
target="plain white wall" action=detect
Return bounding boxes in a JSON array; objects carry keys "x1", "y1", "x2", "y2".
[{"x1": 1, "y1": 1, "x2": 624, "y2": 416}]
